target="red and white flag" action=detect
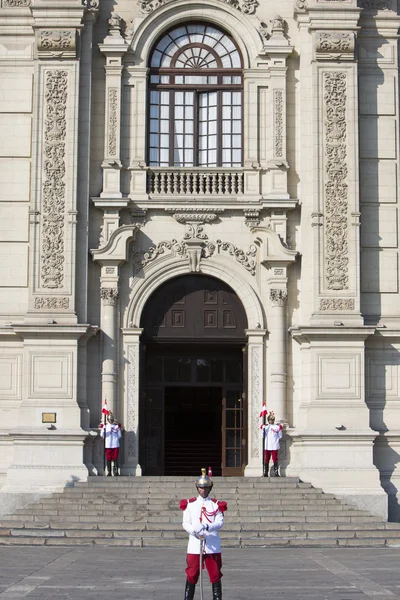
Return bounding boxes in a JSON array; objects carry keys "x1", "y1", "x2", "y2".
[
  {"x1": 259, "y1": 402, "x2": 268, "y2": 418},
  {"x1": 102, "y1": 400, "x2": 109, "y2": 415}
]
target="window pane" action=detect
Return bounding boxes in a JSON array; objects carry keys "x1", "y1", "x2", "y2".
[
  {"x1": 222, "y1": 76, "x2": 232, "y2": 84},
  {"x1": 222, "y1": 106, "x2": 232, "y2": 120},
  {"x1": 175, "y1": 75, "x2": 184, "y2": 84},
  {"x1": 150, "y1": 120, "x2": 159, "y2": 133},
  {"x1": 149, "y1": 148, "x2": 159, "y2": 162},
  {"x1": 150, "y1": 105, "x2": 159, "y2": 119},
  {"x1": 233, "y1": 135, "x2": 241, "y2": 148},
  {"x1": 164, "y1": 357, "x2": 191, "y2": 382},
  {"x1": 175, "y1": 120, "x2": 183, "y2": 133},
  {"x1": 150, "y1": 133, "x2": 159, "y2": 147},
  {"x1": 185, "y1": 106, "x2": 193, "y2": 119},
  {"x1": 175, "y1": 91, "x2": 184, "y2": 104},
  {"x1": 210, "y1": 359, "x2": 223, "y2": 382},
  {"x1": 222, "y1": 150, "x2": 231, "y2": 164},
  {"x1": 160, "y1": 148, "x2": 169, "y2": 163},
  {"x1": 175, "y1": 106, "x2": 184, "y2": 119},
  {"x1": 232, "y1": 120, "x2": 241, "y2": 133},
  {"x1": 160, "y1": 134, "x2": 169, "y2": 147},
  {"x1": 232, "y1": 106, "x2": 241, "y2": 119},
  {"x1": 185, "y1": 149, "x2": 193, "y2": 164},
  {"x1": 223, "y1": 134, "x2": 231, "y2": 147},
  {"x1": 175, "y1": 134, "x2": 184, "y2": 148},
  {"x1": 161, "y1": 91, "x2": 169, "y2": 104},
  {"x1": 160, "y1": 105, "x2": 169, "y2": 119},
  {"x1": 209, "y1": 121, "x2": 217, "y2": 136},
  {"x1": 186, "y1": 120, "x2": 194, "y2": 133},
  {"x1": 197, "y1": 358, "x2": 210, "y2": 382},
  {"x1": 151, "y1": 75, "x2": 160, "y2": 83},
  {"x1": 226, "y1": 358, "x2": 242, "y2": 383},
  {"x1": 160, "y1": 75, "x2": 170, "y2": 84},
  {"x1": 209, "y1": 136, "x2": 217, "y2": 150},
  {"x1": 232, "y1": 92, "x2": 241, "y2": 105},
  {"x1": 232, "y1": 150, "x2": 241, "y2": 163},
  {"x1": 208, "y1": 149, "x2": 217, "y2": 164}
]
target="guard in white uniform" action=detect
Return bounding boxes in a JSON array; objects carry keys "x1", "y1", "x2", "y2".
[
  {"x1": 261, "y1": 411, "x2": 283, "y2": 477},
  {"x1": 99, "y1": 411, "x2": 122, "y2": 476},
  {"x1": 180, "y1": 469, "x2": 227, "y2": 600}
]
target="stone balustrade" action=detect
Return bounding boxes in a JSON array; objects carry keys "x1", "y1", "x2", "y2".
[{"x1": 147, "y1": 168, "x2": 245, "y2": 196}]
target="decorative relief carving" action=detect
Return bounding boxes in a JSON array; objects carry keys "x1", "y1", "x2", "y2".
[
  {"x1": 320, "y1": 298, "x2": 355, "y2": 311},
  {"x1": 127, "y1": 346, "x2": 137, "y2": 459},
  {"x1": 244, "y1": 209, "x2": 261, "y2": 229},
  {"x1": 132, "y1": 238, "x2": 258, "y2": 276},
  {"x1": 274, "y1": 90, "x2": 284, "y2": 159},
  {"x1": 270, "y1": 289, "x2": 288, "y2": 307},
  {"x1": 108, "y1": 88, "x2": 118, "y2": 157},
  {"x1": 108, "y1": 12, "x2": 123, "y2": 34},
  {"x1": 138, "y1": 0, "x2": 258, "y2": 13},
  {"x1": 324, "y1": 72, "x2": 349, "y2": 291},
  {"x1": 3, "y1": 0, "x2": 31, "y2": 5},
  {"x1": 37, "y1": 31, "x2": 76, "y2": 58},
  {"x1": 34, "y1": 297, "x2": 69, "y2": 310},
  {"x1": 100, "y1": 288, "x2": 119, "y2": 306},
  {"x1": 41, "y1": 70, "x2": 68, "y2": 290},
  {"x1": 82, "y1": 0, "x2": 99, "y2": 8},
  {"x1": 251, "y1": 345, "x2": 261, "y2": 459},
  {"x1": 315, "y1": 32, "x2": 355, "y2": 60},
  {"x1": 295, "y1": 0, "x2": 308, "y2": 11}
]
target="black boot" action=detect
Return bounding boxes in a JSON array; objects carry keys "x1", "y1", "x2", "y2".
[
  {"x1": 113, "y1": 460, "x2": 119, "y2": 476},
  {"x1": 263, "y1": 464, "x2": 269, "y2": 477},
  {"x1": 212, "y1": 580, "x2": 222, "y2": 600},
  {"x1": 184, "y1": 580, "x2": 195, "y2": 600},
  {"x1": 106, "y1": 460, "x2": 112, "y2": 476},
  {"x1": 274, "y1": 463, "x2": 280, "y2": 477}
]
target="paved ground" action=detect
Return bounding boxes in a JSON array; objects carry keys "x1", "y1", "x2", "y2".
[{"x1": 0, "y1": 547, "x2": 399, "y2": 600}]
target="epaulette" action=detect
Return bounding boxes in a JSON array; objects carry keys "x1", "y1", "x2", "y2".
[
  {"x1": 210, "y1": 498, "x2": 228, "y2": 512},
  {"x1": 179, "y1": 497, "x2": 196, "y2": 511}
]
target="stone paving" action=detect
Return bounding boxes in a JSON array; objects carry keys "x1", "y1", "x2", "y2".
[{"x1": 0, "y1": 547, "x2": 399, "y2": 600}]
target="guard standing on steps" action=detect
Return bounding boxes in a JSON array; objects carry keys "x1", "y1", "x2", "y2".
[
  {"x1": 180, "y1": 468, "x2": 227, "y2": 600},
  {"x1": 99, "y1": 411, "x2": 122, "y2": 476},
  {"x1": 260, "y1": 411, "x2": 283, "y2": 477}
]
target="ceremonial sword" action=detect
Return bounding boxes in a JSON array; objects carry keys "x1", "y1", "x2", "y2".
[{"x1": 199, "y1": 536, "x2": 205, "y2": 600}]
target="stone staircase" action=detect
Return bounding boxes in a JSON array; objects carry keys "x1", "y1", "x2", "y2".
[{"x1": 0, "y1": 477, "x2": 399, "y2": 547}]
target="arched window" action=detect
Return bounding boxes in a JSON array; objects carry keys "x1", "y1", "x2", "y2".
[{"x1": 148, "y1": 23, "x2": 243, "y2": 168}]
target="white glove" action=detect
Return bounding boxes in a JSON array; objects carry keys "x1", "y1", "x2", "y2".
[{"x1": 193, "y1": 523, "x2": 205, "y2": 536}]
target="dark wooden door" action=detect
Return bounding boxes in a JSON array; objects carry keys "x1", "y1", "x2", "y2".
[{"x1": 222, "y1": 388, "x2": 245, "y2": 476}]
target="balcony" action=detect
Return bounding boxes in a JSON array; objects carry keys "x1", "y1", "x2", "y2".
[{"x1": 147, "y1": 168, "x2": 245, "y2": 196}]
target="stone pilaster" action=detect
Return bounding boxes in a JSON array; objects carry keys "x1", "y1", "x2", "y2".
[
  {"x1": 121, "y1": 328, "x2": 143, "y2": 476},
  {"x1": 99, "y1": 13, "x2": 128, "y2": 199}
]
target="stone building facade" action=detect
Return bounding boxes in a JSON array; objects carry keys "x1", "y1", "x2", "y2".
[{"x1": 0, "y1": 0, "x2": 399, "y2": 519}]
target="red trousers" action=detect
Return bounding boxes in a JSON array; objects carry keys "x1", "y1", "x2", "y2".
[
  {"x1": 185, "y1": 553, "x2": 222, "y2": 584},
  {"x1": 105, "y1": 448, "x2": 119, "y2": 461},
  {"x1": 264, "y1": 450, "x2": 278, "y2": 463}
]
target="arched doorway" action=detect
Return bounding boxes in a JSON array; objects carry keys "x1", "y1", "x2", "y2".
[{"x1": 139, "y1": 274, "x2": 248, "y2": 476}]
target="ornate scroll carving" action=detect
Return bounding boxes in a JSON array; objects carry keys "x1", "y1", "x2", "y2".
[
  {"x1": 37, "y1": 31, "x2": 76, "y2": 58},
  {"x1": 270, "y1": 289, "x2": 288, "y2": 307},
  {"x1": 108, "y1": 88, "x2": 118, "y2": 157},
  {"x1": 320, "y1": 298, "x2": 355, "y2": 311},
  {"x1": 82, "y1": 0, "x2": 99, "y2": 8},
  {"x1": 100, "y1": 288, "x2": 119, "y2": 306},
  {"x1": 3, "y1": 0, "x2": 31, "y2": 5},
  {"x1": 127, "y1": 346, "x2": 137, "y2": 459},
  {"x1": 274, "y1": 90, "x2": 284, "y2": 159},
  {"x1": 315, "y1": 32, "x2": 355, "y2": 60},
  {"x1": 251, "y1": 345, "x2": 261, "y2": 458},
  {"x1": 132, "y1": 238, "x2": 258, "y2": 275},
  {"x1": 34, "y1": 297, "x2": 69, "y2": 310},
  {"x1": 324, "y1": 72, "x2": 349, "y2": 291},
  {"x1": 41, "y1": 71, "x2": 68, "y2": 289},
  {"x1": 138, "y1": 0, "x2": 258, "y2": 13}
]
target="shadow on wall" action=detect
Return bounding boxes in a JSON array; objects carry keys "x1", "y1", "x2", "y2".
[{"x1": 367, "y1": 343, "x2": 400, "y2": 522}]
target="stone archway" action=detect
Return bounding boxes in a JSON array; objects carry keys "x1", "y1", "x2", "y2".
[{"x1": 139, "y1": 273, "x2": 248, "y2": 476}]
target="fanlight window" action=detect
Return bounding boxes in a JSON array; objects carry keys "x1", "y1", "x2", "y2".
[{"x1": 148, "y1": 24, "x2": 243, "y2": 168}]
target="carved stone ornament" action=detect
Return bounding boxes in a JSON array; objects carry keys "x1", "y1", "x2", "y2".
[
  {"x1": 270, "y1": 289, "x2": 288, "y2": 307},
  {"x1": 358, "y1": 0, "x2": 391, "y2": 8},
  {"x1": 108, "y1": 88, "x2": 118, "y2": 157},
  {"x1": 315, "y1": 32, "x2": 355, "y2": 61},
  {"x1": 271, "y1": 15, "x2": 285, "y2": 34},
  {"x1": 41, "y1": 70, "x2": 68, "y2": 290},
  {"x1": 294, "y1": 0, "x2": 308, "y2": 12},
  {"x1": 37, "y1": 30, "x2": 76, "y2": 58},
  {"x1": 132, "y1": 238, "x2": 258, "y2": 276},
  {"x1": 244, "y1": 209, "x2": 261, "y2": 229},
  {"x1": 34, "y1": 297, "x2": 69, "y2": 310},
  {"x1": 108, "y1": 12, "x2": 123, "y2": 34},
  {"x1": 324, "y1": 72, "x2": 349, "y2": 291},
  {"x1": 320, "y1": 298, "x2": 355, "y2": 311},
  {"x1": 138, "y1": 0, "x2": 258, "y2": 14},
  {"x1": 3, "y1": 0, "x2": 31, "y2": 5},
  {"x1": 82, "y1": 0, "x2": 99, "y2": 8},
  {"x1": 100, "y1": 288, "x2": 119, "y2": 306},
  {"x1": 274, "y1": 90, "x2": 284, "y2": 159}
]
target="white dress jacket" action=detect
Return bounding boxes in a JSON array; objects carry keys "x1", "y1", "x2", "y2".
[
  {"x1": 100, "y1": 423, "x2": 122, "y2": 449},
  {"x1": 182, "y1": 495, "x2": 225, "y2": 555},
  {"x1": 262, "y1": 423, "x2": 283, "y2": 451}
]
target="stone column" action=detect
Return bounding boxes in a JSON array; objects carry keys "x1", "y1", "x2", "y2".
[
  {"x1": 121, "y1": 328, "x2": 143, "y2": 475},
  {"x1": 268, "y1": 288, "x2": 288, "y2": 422},
  {"x1": 244, "y1": 328, "x2": 267, "y2": 477},
  {"x1": 100, "y1": 284, "x2": 119, "y2": 416}
]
